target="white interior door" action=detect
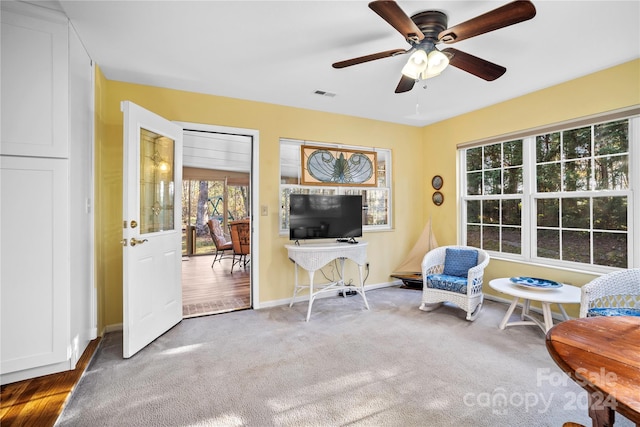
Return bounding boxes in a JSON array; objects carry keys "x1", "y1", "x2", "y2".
[{"x1": 121, "y1": 101, "x2": 183, "y2": 358}]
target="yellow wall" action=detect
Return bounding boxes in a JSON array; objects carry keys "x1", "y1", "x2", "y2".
[
  {"x1": 95, "y1": 76, "x2": 425, "y2": 330},
  {"x1": 95, "y1": 59, "x2": 639, "y2": 330},
  {"x1": 423, "y1": 59, "x2": 640, "y2": 315}
]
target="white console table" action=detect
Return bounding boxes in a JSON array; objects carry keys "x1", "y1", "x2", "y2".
[{"x1": 285, "y1": 241, "x2": 369, "y2": 321}]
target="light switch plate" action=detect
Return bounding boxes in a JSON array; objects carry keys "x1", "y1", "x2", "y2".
[{"x1": 261, "y1": 205, "x2": 268, "y2": 216}]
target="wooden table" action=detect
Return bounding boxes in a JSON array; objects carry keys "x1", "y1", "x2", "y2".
[{"x1": 546, "y1": 316, "x2": 640, "y2": 427}]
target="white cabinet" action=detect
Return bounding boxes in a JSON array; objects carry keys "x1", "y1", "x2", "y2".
[
  {"x1": 0, "y1": 157, "x2": 70, "y2": 374},
  {"x1": 0, "y1": 2, "x2": 94, "y2": 385},
  {"x1": 1, "y1": 4, "x2": 69, "y2": 158}
]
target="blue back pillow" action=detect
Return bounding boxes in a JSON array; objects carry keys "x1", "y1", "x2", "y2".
[{"x1": 443, "y1": 248, "x2": 478, "y2": 278}]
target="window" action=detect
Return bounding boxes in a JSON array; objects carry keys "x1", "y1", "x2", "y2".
[
  {"x1": 461, "y1": 115, "x2": 638, "y2": 270},
  {"x1": 181, "y1": 177, "x2": 249, "y2": 256},
  {"x1": 279, "y1": 139, "x2": 392, "y2": 234},
  {"x1": 465, "y1": 139, "x2": 524, "y2": 255}
]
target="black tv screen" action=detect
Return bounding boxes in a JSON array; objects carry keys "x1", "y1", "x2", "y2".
[{"x1": 289, "y1": 194, "x2": 363, "y2": 241}]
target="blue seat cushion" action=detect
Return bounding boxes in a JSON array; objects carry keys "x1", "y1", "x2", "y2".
[
  {"x1": 443, "y1": 248, "x2": 478, "y2": 278},
  {"x1": 587, "y1": 307, "x2": 640, "y2": 317},
  {"x1": 426, "y1": 274, "x2": 468, "y2": 294}
]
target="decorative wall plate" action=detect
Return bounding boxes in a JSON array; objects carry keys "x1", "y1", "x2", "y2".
[
  {"x1": 432, "y1": 191, "x2": 444, "y2": 206},
  {"x1": 432, "y1": 175, "x2": 443, "y2": 190}
]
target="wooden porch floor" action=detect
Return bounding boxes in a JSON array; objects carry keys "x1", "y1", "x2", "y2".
[{"x1": 182, "y1": 254, "x2": 251, "y2": 318}]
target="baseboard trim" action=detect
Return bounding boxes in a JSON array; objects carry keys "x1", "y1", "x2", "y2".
[{"x1": 103, "y1": 323, "x2": 123, "y2": 334}]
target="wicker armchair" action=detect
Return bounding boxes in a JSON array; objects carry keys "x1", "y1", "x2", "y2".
[
  {"x1": 419, "y1": 245, "x2": 490, "y2": 321},
  {"x1": 579, "y1": 268, "x2": 640, "y2": 318}
]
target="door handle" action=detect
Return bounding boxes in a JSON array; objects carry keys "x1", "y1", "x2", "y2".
[{"x1": 130, "y1": 238, "x2": 148, "y2": 246}]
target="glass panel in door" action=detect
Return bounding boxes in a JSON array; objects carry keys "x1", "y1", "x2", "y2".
[{"x1": 140, "y1": 128, "x2": 175, "y2": 234}]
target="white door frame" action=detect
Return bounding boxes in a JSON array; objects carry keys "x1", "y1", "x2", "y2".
[{"x1": 176, "y1": 121, "x2": 260, "y2": 309}]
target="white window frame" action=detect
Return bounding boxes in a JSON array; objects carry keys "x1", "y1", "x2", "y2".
[
  {"x1": 459, "y1": 112, "x2": 639, "y2": 273},
  {"x1": 279, "y1": 138, "x2": 392, "y2": 235}
]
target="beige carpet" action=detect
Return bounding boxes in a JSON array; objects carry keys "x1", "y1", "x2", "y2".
[{"x1": 56, "y1": 286, "x2": 634, "y2": 427}]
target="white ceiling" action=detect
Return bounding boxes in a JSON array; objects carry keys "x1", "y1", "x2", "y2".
[{"x1": 35, "y1": 0, "x2": 640, "y2": 127}]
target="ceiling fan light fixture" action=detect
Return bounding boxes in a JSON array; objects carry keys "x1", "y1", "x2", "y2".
[
  {"x1": 402, "y1": 48, "x2": 449, "y2": 80},
  {"x1": 422, "y1": 49, "x2": 449, "y2": 78},
  {"x1": 401, "y1": 49, "x2": 428, "y2": 79},
  {"x1": 336, "y1": 0, "x2": 537, "y2": 92}
]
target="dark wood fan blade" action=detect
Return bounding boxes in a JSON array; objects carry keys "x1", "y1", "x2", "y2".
[
  {"x1": 369, "y1": 0, "x2": 424, "y2": 43},
  {"x1": 442, "y1": 48, "x2": 506, "y2": 81},
  {"x1": 332, "y1": 49, "x2": 407, "y2": 68},
  {"x1": 438, "y1": 0, "x2": 536, "y2": 44},
  {"x1": 395, "y1": 75, "x2": 416, "y2": 93}
]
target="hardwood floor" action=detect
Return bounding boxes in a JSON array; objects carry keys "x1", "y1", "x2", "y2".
[
  {"x1": 182, "y1": 253, "x2": 251, "y2": 317},
  {"x1": 0, "y1": 338, "x2": 100, "y2": 427},
  {"x1": 0, "y1": 254, "x2": 250, "y2": 426}
]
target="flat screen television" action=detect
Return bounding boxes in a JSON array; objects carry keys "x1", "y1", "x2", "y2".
[{"x1": 289, "y1": 194, "x2": 363, "y2": 242}]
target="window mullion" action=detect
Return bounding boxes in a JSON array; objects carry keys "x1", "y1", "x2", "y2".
[{"x1": 523, "y1": 136, "x2": 535, "y2": 260}]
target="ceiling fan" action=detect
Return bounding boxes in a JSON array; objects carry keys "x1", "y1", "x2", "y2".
[{"x1": 332, "y1": 0, "x2": 536, "y2": 93}]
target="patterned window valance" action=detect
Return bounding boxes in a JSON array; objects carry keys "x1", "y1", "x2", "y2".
[{"x1": 301, "y1": 145, "x2": 377, "y2": 186}]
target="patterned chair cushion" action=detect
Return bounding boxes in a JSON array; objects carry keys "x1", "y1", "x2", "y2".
[
  {"x1": 587, "y1": 307, "x2": 640, "y2": 317},
  {"x1": 443, "y1": 248, "x2": 478, "y2": 278},
  {"x1": 426, "y1": 274, "x2": 468, "y2": 294},
  {"x1": 209, "y1": 220, "x2": 232, "y2": 249}
]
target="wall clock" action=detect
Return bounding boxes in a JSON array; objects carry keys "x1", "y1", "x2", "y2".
[
  {"x1": 432, "y1": 175, "x2": 443, "y2": 190},
  {"x1": 432, "y1": 191, "x2": 444, "y2": 206}
]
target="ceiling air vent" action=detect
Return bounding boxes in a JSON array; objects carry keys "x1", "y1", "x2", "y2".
[{"x1": 313, "y1": 90, "x2": 336, "y2": 98}]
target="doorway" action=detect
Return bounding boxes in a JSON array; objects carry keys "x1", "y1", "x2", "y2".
[{"x1": 178, "y1": 124, "x2": 256, "y2": 318}]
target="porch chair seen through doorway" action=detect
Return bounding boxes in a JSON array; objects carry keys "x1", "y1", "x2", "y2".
[{"x1": 207, "y1": 219, "x2": 233, "y2": 267}]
